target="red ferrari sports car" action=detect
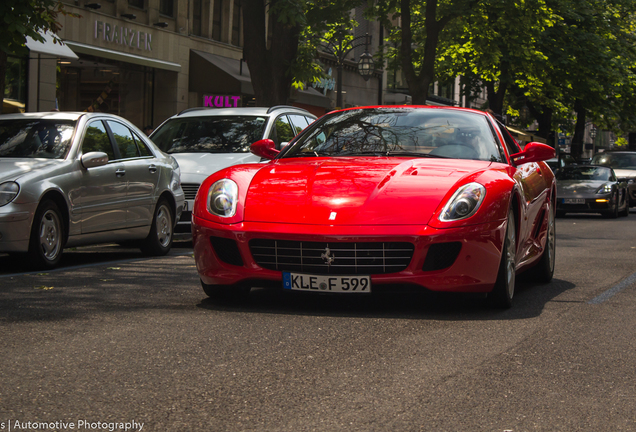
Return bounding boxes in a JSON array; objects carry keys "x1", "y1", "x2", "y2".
[{"x1": 192, "y1": 106, "x2": 556, "y2": 308}]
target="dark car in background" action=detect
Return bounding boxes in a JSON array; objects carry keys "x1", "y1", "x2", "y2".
[
  {"x1": 555, "y1": 165, "x2": 629, "y2": 218},
  {"x1": 590, "y1": 151, "x2": 636, "y2": 206}
]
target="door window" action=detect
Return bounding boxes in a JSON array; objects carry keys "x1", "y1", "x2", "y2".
[
  {"x1": 83, "y1": 120, "x2": 115, "y2": 160},
  {"x1": 108, "y1": 121, "x2": 139, "y2": 159}
]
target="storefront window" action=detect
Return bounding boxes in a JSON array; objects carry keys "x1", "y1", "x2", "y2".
[
  {"x1": 231, "y1": 0, "x2": 242, "y2": 47},
  {"x1": 192, "y1": 0, "x2": 203, "y2": 36},
  {"x1": 57, "y1": 55, "x2": 153, "y2": 129},
  {"x1": 3, "y1": 55, "x2": 27, "y2": 113},
  {"x1": 160, "y1": 0, "x2": 173, "y2": 17},
  {"x1": 212, "y1": 0, "x2": 223, "y2": 42},
  {"x1": 128, "y1": 0, "x2": 144, "y2": 9}
]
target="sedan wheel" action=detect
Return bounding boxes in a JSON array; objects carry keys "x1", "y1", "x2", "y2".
[
  {"x1": 141, "y1": 198, "x2": 173, "y2": 256},
  {"x1": 28, "y1": 200, "x2": 65, "y2": 269},
  {"x1": 488, "y1": 208, "x2": 516, "y2": 308}
]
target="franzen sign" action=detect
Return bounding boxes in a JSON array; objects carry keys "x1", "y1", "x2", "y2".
[{"x1": 94, "y1": 20, "x2": 152, "y2": 51}]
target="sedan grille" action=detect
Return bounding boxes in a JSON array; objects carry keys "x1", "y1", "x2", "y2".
[
  {"x1": 182, "y1": 183, "x2": 200, "y2": 200},
  {"x1": 249, "y1": 240, "x2": 414, "y2": 275}
]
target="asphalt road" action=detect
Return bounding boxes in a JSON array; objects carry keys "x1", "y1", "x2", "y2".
[{"x1": 1, "y1": 213, "x2": 636, "y2": 432}]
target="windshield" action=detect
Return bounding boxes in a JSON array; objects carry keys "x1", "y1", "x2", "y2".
[
  {"x1": 591, "y1": 153, "x2": 636, "y2": 170},
  {"x1": 0, "y1": 119, "x2": 76, "y2": 159},
  {"x1": 556, "y1": 166, "x2": 612, "y2": 181},
  {"x1": 281, "y1": 108, "x2": 503, "y2": 162},
  {"x1": 150, "y1": 116, "x2": 267, "y2": 154}
]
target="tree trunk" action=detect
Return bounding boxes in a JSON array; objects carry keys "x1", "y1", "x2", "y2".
[
  {"x1": 571, "y1": 99, "x2": 586, "y2": 161},
  {"x1": 400, "y1": 0, "x2": 452, "y2": 105},
  {"x1": 525, "y1": 98, "x2": 552, "y2": 140},
  {"x1": 241, "y1": 0, "x2": 300, "y2": 106}
]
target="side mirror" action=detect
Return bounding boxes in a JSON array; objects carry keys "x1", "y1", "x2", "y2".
[
  {"x1": 510, "y1": 142, "x2": 555, "y2": 165},
  {"x1": 250, "y1": 139, "x2": 279, "y2": 160},
  {"x1": 81, "y1": 151, "x2": 109, "y2": 169}
]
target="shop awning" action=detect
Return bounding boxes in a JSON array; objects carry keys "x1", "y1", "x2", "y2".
[
  {"x1": 190, "y1": 50, "x2": 332, "y2": 109},
  {"x1": 26, "y1": 31, "x2": 78, "y2": 59},
  {"x1": 64, "y1": 41, "x2": 181, "y2": 72},
  {"x1": 190, "y1": 50, "x2": 253, "y2": 95},
  {"x1": 506, "y1": 126, "x2": 547, "y2": 144}
]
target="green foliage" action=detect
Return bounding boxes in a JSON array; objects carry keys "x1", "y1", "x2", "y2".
[{"x1": 0, "y1": 0, "x2": 79, "y2": 56}]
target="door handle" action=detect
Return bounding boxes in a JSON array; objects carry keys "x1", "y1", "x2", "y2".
[
  {"x1": 115, "y1": 169, "x2": 126, "y2": 177},
  {"x1": 148, "y1": 164, "x2": 157, "y2": 174}
]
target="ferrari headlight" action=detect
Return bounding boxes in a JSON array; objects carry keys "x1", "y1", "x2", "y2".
[
  {"x1": 208, "y1": 179, "x2": 238, "y2": 217},
  {"x1": 440, "y1": 182, "x2": 486, "y2": 222},
  {"x1": 0, "y1": 182, "x2": 19, "y2": 207},
  {"x1": 596, "y1": 184, "x2": 612, "y2": 194}
]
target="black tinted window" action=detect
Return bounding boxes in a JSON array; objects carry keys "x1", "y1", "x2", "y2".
[{"x1": 151, "y1": 116, "x2": 267, "y2": 153}]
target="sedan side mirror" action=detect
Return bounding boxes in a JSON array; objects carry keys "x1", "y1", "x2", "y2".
[
  {"x1": 81, "y1": 151, "x2": 109, "y2": 169},
  {"x1": 510, "y1": 142, "x2": 556, "y2": 165},
  {"x1": 250, "y1": 139, "x2": 279, "y2": 160}
]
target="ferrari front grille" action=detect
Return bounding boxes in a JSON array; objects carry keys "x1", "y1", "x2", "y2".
[{"x1": 249, "y1": 240, "x2": 414, "y2": 275}]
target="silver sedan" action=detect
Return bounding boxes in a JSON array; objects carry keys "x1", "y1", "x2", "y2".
[{"x1": 0, "y1": 112, "x2": 185, "y2": 269}]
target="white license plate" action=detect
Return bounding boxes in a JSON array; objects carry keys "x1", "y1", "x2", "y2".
[
  {"x1": 564, "y1": 198, "x2": 585, "y2": 204},
  {"x1": 283, "y1": 272, "x2": 371, "y2": 293}
]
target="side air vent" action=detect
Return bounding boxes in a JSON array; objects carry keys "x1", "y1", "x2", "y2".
[
  {"x1": 210, "y1": 236, "x2": 244, "y2": 266},
  {"x1": 422, "y1": 242, "x2": 462, "y2": 271}
]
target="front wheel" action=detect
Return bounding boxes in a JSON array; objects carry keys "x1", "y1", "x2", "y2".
[
  {"x1": 140, "y1": 198, "x2": 173, "y2": 256},
  {"x1": 28, "y1": 200, "x2": 65, "y2": 269},
  {"x1": 488, "y1": 208, "x2": 516, "y2": 309}
]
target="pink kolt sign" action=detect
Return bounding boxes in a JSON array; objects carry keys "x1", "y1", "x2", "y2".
[{"x1": 204, "y1": 95, "x2": 241, "y2": 108}]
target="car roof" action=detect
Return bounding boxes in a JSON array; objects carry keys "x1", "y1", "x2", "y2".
[
  {"x1": 173, "y1": 105, "x2": 316, "y2": 119},
  {"x1": 0, "y1": 111, "x2": 138, "y2": 122},
  {"x1": 0, "y1": 112, "x2": 86, "y2": 121}
]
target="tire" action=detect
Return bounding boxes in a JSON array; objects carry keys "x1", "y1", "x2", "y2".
[
  {"x1": 488, "y1": 208, "x2": 516, "y2": 309},
  {"x1": 140, "y1": 198, "x2": 173, "y2": 256},
  {"x1": 28, "y1": 200, "x2": 65, "y2": 269},
  {"x1": 603, "y1": 193, "x2": 619, "y2": 218},
  {"x1": 201, "y1": 280, "x2": 250, "y2": 302},
  {"x1": 532, "y1": 205, "x2": 556, "y2": 283},
  {"x1": 620, "y1": 190, "x2": 630, "y2": 217}
]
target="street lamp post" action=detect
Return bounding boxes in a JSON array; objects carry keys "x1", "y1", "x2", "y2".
[{"x1": 321, "y1": 32, "x2": 374, "y2": 109}]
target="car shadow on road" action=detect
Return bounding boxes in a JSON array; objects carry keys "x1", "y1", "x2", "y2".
[{"x1": 196, "y1": 276, "x2": 577, "y2": 321}]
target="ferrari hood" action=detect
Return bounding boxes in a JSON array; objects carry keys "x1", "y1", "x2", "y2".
[
  {"x1": 244, "y1": 157, "x2": 492, "y2": 225},
  {"x1": 174, "y1": 152, "x2": 262, "y2": 184}
]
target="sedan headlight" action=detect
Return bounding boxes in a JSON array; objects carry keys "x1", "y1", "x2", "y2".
[
  {"x1": 0, "y1": 182, "x2": 19, "y2": 207},
  {"x1": 208, "y1": 179, "x2": 238, "y2": 218},
  {"x1": 596, "y1": 184, "x2": 612, "y2": 194},
  {"x1": 440, "y1": 182, "x2": 486, "y2": 222}
]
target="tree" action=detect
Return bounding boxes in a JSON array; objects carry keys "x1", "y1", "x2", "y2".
[
  {"x1": 370, "y1": 0, "x2": 478, "y2": 104},
  {"x1": 0, "y1": 0, "x2": 78, "y2": 110},
  {"x1": 241, "y1": 0, "x2": 361, "y2": 107}
]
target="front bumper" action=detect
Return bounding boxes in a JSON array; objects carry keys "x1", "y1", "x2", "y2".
[
  {"x1": 0, "y1": 202, "x2": 37, "y2": 253},
  {"x1": 556, "y1": 196, "x2": 613, "y2": 214},
  {"x1": 192, "y1": 216, "x2": 507, "y2": 294}
]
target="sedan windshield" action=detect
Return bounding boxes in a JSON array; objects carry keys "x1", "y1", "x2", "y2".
[
  {"x1": 591, "y1": 153, "x2": 636, "y2": 170},
  {"x1": 151, "y1": 116, "x2": 267, "y2": 154},
  {"x1": 556, "y1": 166, "x2": 612, "y2": 181},
  {"x1": 282, "y1": 108, "x2": 503, "y2": 162},
  {"x1": 0, "y1": 119, "x2": 76, "y2": 159}
]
